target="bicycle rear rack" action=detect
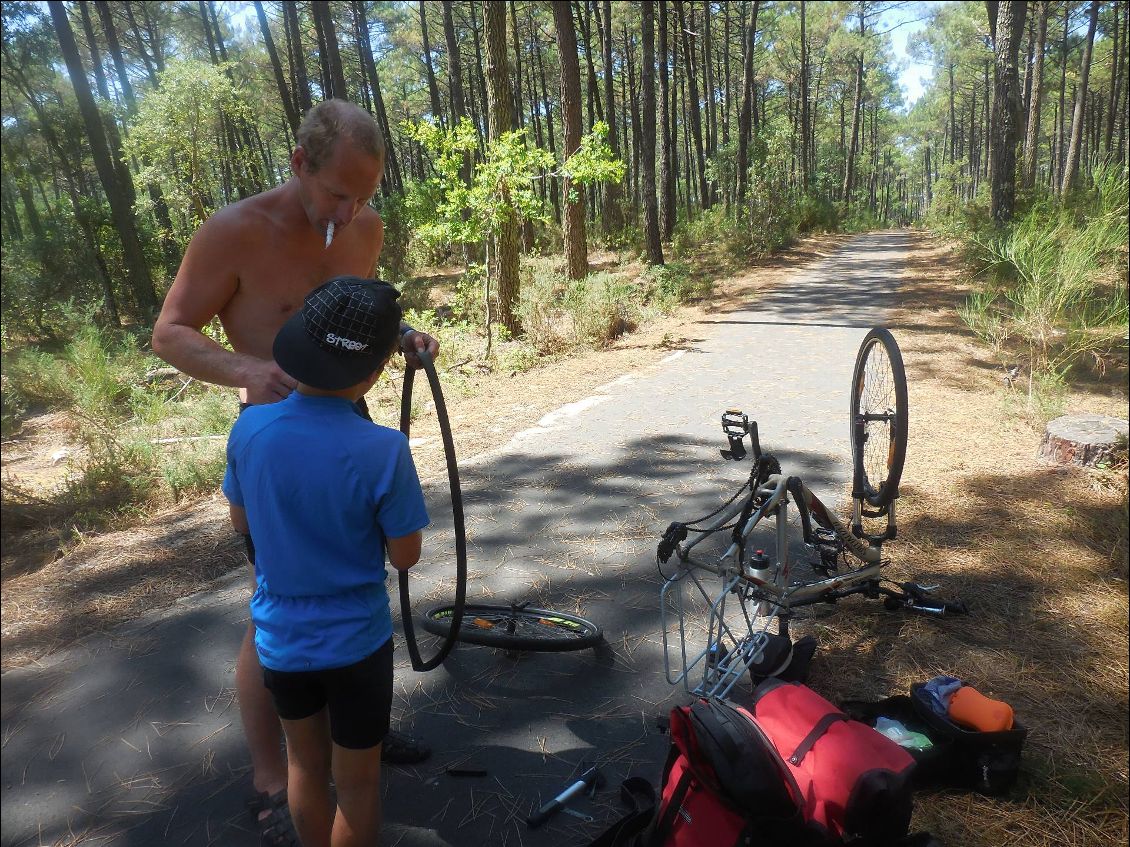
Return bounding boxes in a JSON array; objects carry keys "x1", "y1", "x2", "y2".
[{"x1": 660, "y1": 563, "x2": 780, "y2": 699}]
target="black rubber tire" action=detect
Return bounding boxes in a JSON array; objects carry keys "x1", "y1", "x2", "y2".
[
  {"x1": 397, "y1": 350, "x2": 467, "y2": 672},
  {"x1": 420, "y1": 604, "x2": 603, "y2": 652},
  {"x1": 850, "y1": 328, "x2": 908, "y2": 509}
]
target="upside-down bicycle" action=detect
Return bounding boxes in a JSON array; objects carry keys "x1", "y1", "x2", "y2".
[{"x1": 657, "y1": 328, "x2": 966, "y2": 699}]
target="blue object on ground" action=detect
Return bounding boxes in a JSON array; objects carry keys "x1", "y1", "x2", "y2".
[{"x1": 921, "y1": 675, "x2": 963, "y2": 715}]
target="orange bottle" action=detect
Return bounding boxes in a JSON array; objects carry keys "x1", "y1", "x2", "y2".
[{"x1": 947, "y1": 685, "x2": 1014, "y2": 732}]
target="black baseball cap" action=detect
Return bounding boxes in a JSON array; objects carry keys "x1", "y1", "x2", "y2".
[{"x1": 273, "y1": 276, "x2": 402, "y2": 390}]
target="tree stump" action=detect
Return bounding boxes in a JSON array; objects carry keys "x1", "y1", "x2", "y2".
[{"x1": 1039, "y1": 414, "x2": 1129, "y2": 468}]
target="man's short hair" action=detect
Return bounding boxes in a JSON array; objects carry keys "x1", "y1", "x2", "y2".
[{"x1": 296, "y1": 99, "x2": 386, "y2": 172}]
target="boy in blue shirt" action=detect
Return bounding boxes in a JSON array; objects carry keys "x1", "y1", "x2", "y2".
[{"x1": 223, "y1": 276, "x2": 428, "y2": 847}]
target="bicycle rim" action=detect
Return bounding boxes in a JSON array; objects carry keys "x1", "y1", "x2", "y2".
[
  {"x1": 850, "y1": 328, "x2": 908, "y2": 508},
  {"x1": 420, "y1": 604, "x2": 603, "y2": 652}
]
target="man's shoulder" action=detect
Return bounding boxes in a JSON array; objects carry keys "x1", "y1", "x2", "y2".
[{"x1": 208, "y1": 190, "x2": 280, "y2": 234}]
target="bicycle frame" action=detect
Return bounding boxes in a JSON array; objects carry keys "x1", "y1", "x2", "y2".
[{"x1": 660, "y1": 472, "x2": 887, "y2": 698}]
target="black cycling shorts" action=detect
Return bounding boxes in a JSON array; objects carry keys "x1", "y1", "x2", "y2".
[{"x1": 261, "y1": 639, "x2": 393, "y2": 750}]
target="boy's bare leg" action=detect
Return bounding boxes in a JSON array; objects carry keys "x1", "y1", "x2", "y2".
[
  {"x1": 330, "y1": 741, "x2": 383, "y2": 847},
  {"x1": 281, "y1": 710, "x2": 335, "y2": 847},
  {"x1": 236, "y1": 624, "x2": 288, "y2": 796}
]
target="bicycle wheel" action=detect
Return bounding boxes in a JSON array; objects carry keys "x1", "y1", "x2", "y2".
[
  {"x1": 850, "y1": 328, "x2": 908, "y2": 508},
  {"x1": 420, "y1": 603, "x2": 603, "y2": 652}
]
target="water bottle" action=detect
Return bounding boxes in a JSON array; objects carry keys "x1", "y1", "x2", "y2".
[{"x1": 748, "y1": 549, "x2": 773, "y2": 616}]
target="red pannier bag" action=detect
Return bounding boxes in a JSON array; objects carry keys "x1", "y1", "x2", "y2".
[
  {"x1": 739, "y1": 679, "x2": 917, "y2": 844},
  {"x1": 651, "y1": 696, "x2": 806, "y2": 847}
]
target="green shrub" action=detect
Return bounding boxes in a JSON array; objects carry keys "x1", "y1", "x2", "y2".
[
  {"x1": 795, "y1": 193, "x2": 840, "y2": 233},
  {"x1": 3, "y1": 346, "x2": 70, "y2": 408},
  {"x1": 517, "y1": 256, "x2": 571, "y2": 353},
  {"x1": 452, "y1": 263, "x2": 487, "y2": 325},
  {"x1": 672, "y1": 207, "x2": 755, "y2": 261},
  {"x1": 564, "y1": 271, "x2": 640, "y2": 347},
  {"x1": 643, "y1": 261, "x2": 710, "y2": 310},
  {"x1": 375, "y1": 193, "x2": 412, "y2": 284},
  {"x1": 960, "y1": 163, "x2": 1129, "y2": 406}
]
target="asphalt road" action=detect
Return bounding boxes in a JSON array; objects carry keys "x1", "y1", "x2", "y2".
[{"x1": 1, "y1": 231, "x2": 908, "y2": 847}]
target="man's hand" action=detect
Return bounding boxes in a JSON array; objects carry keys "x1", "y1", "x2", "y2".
[
  {"x1": 242, "y1": 359, "x2": 298, "y2": 404},
  {"x1": 401, "y1": 330, "x2": 440, "y2": 370}
]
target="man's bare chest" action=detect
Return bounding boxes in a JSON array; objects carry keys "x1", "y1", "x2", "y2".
[{"x1": 236, "y1": 243, "x2": 374, "y2": 315}]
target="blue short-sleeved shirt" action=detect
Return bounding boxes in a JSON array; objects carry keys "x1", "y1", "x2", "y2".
[{"x1": 223, "y1": 392, "x2": 429, "y2": 672}]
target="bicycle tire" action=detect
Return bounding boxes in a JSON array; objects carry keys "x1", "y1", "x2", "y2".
[
  {"x1": 850, "y1": 328, "x2": 908, "y2": 509},
  {"x1": 420, "y1": 603, "x2": 603, "y2": 652},
  {"x1": 397, "y1": 350, "x2": 468, "y2": 672}
]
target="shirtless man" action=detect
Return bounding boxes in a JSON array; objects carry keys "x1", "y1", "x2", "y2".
[{"x1": 152, "y1": 99, "x2": 437, "y2": 845}]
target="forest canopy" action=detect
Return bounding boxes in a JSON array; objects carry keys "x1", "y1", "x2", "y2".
[{"x1": 0, "y1": 1, "x2": 1125, "y2": 343}]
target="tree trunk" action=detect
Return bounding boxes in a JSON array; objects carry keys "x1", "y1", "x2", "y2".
[
  {"x1": 310, "y1": 1, "x2": 332, "y2": 96},
  {"x1": 1061, "y1": 0, "x2": 1099, "y2": 195},
  {"x1": 658, "y1": 0, "x2": 675, "y2": 239},
  {"x1": 1022, "y1": 1, "x2": 1048, "y2": 188},
  {"x1": 676, "y1": 0, "x2": 709, "y2": 209},
  {"x1": 601, "y1": 0, "x2": 624, "y2": 233},
  {"x1": 122, "y1": 2, "x2": 159, "y2": 85},
  {"x1": 48, "y1": 0, "x2": 155, "y2": 317},
  {"x1": 509, "y1": 2, "x2": 525, "y2": 130},
  {"x1": 469, "y1": 0, "x2": 491, "y2": 147},
  {"x1": 255, "y1": 0, "x2": 300, "y2": 134},
  {"x1": 78, "y1": 2, "x2": 110, "y2": 100},
  {"x1": 800, "y1": 0, "x2": 810, "y2": 192},
  {"x1": 533, "y1": 19, "x2": 561, "y2": 220},
  {"x1": 641, "y1": 1, "x2": 664, "y2": 264},
  {"x1": 948, "y1": 63, "x2": 956, "y2": 165},
  {"x1": 1104, "y1": 2, "x2": 1123, "y2": 155},
  {"x1": 989, "y1": 0, "x2": 1026, "y2": 223},
  {"x1": 419, "y1": 2, "x2": 445, "y2": 125},
  {"x1": 284, "y1": 2, "x2": 313, "y2": 114},
  {"x1": 353, "y1": 1, "x2": 402, "y2": 195},
  {"x1": 736, "y1": 1, "x2": 760, "y2": 206},
  {"x1": 311, "y1": 1, "x2": 348, "y2": 100},
  {"x1": 553, "y1": 0, "x2": 588, "y2": 279},
  {"x1": 702, "y1": 0, "x2": 717, "y2": 162},
  {"x1": 483, "y1": 0, "x2": 521, "y2": 333},
  {"x1": 841, "y1": 6, "x2": 865, "y2": 205},
  {"x1": 442, "y1": 1, "x2": 468, "y2": 126},
  {"x1": 721, "y1": 3, "x2": 731, "y2": 151},
  {"x1": 1055, "y1": 2, "x2": 1069, "y2": 187}
]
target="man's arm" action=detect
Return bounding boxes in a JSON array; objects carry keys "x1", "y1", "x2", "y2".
[
  {"x1": 386, "y1": 530, "x2": 422, "y2": 572},
  {"x1": 152, "y1": 211, "x2": 296, "y2": 403}
]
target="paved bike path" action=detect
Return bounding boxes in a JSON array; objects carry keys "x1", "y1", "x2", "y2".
[{"x1": 1, "y1": 231, "x2": 908, "y2": 847}]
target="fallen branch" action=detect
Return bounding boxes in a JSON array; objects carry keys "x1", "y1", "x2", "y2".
[{"x1": 149, "y1": 435, "x2": 225, "y2": 446}]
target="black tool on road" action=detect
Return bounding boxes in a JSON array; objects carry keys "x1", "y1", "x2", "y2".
[
  {"x1": 527, "y1": 765, "x2": 605, "y2": 829},
  {"x1": 397, "y1": 348, "x2": 468, "y2": 671}
]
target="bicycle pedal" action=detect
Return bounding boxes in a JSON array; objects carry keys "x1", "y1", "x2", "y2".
[{"x1": 720, "y1": 410, "x2": 750, "y2": 461}]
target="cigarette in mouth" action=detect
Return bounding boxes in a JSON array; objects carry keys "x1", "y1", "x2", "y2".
[{"x1": 324, "y1": 221, "x2": 335, "y2": 250}]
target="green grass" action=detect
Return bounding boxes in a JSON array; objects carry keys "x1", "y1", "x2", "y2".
[
  {"x1": 2, "y1": 325, "x2": 236, "y2": 532},
  {"x1": 956, "y1": 163, "x2": 1129, "y2": 416}
]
